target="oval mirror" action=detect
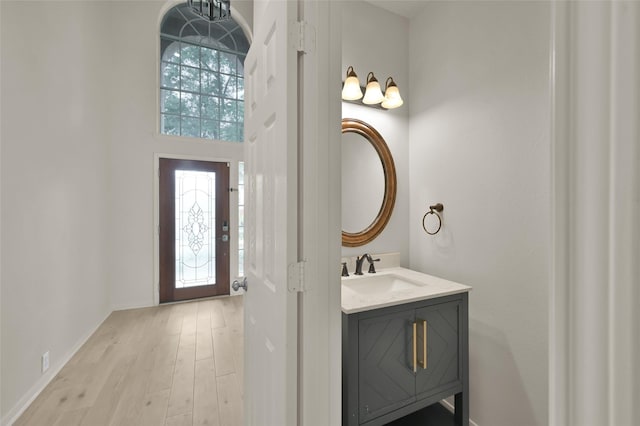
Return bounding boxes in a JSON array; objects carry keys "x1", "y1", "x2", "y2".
[{"x1": 341, "y1": 118, "x2": 397, "y2": 247}]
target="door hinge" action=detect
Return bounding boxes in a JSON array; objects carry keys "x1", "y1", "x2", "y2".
[
  {"x1": 287, "y1": 260, "x2": 307, "y2": 292},
  {"x1": 291, "y1": 21, "x2": 316, "y2": 54}
]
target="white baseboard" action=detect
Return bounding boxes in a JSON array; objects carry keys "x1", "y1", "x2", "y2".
[
  {"x1": 440, "y1": 399, "x2": 480, "y2": 426},
  {"x1": 111, "y1": 301, "x2": 154, "y2": 311},
  {"x1": 1, "y1": 310, "x2": 111, "y2": 426}
]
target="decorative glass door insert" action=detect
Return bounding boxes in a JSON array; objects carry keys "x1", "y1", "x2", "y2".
[
  {"x1": 175, "y1": 170, "x2": 216, "y2": 288},
  {"x1": 160, "y1": 158, "x2": 230, "y2": 302}
]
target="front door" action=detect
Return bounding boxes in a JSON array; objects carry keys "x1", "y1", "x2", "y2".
[{"x1": 159, "y1": 158, "x2": 230, "y2": 303}]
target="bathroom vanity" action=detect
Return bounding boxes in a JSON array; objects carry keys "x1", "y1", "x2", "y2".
[{"x1": 342, "y1": 267, "x2": 471, "y2": 426}]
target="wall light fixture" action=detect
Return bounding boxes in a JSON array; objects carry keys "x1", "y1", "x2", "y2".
[
  {"x1": 381, "y1": 77, "x2": 403, "y2": 109},
  {"x1": 341, "y1": 67, "x2": 404, "y2": 110},
  {"x1": 341, "y1": 66, "x2": 363, "y2": 100},
  {"x1": 362, "y1": 72, "x2": 385, "y2": 105},
  {"x1": 187, "y1": 0, "x2": 231, "y2": 22}
]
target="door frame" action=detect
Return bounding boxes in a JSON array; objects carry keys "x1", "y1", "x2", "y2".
[
  {"x1": 153, "y1": 153, "x2": 240, "y2": 306},
  {"x1": 158, "y1": 158, "x2": 230, "y2": 302},
  {"x1": 549, "y1": 2, "x2": 640, "y2": 425},
  {"x1": 296, "y1": 1, "x2": 342, "y2": 424}
]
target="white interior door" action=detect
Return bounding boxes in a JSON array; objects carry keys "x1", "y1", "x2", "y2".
[{"x1": 243, "y1": 0, "x2": 298, "y2": 424}]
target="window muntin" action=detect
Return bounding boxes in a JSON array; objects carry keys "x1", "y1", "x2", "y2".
[{"x1": 160, "y1": 4, "x2": 248, "y2": 142}]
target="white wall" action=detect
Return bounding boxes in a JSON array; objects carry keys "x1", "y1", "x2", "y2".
[
  {"x1": 1, "y1": 2, "x2": 113, "y2": 421},
  {"x1": 408, "y1": 3, "x2": 550, "y2": 425},
  {"x1": 341, "y1": 1, "x2": 410, "y2": 265}
]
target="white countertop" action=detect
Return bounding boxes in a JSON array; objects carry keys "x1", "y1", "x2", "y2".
[{"x1": 341, "y1": 267, "x2": 472, "y2": 314}]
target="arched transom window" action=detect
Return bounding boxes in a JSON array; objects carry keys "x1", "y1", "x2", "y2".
[{"x1": 160, "y1": 4, "x2": 249, "y2": 142}]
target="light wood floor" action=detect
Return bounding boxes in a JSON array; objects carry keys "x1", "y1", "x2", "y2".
[{"x1": 15, "y1": 296, "x2": 244, "y2": 426}]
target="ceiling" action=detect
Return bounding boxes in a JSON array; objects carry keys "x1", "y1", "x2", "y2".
[{"x1": 363, "y1": 0, "x2": 429, "y2": 19}]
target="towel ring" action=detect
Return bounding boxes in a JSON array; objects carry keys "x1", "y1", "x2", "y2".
[{"x1": 422, "y1": 203, "x2": 444, "y2": 235}]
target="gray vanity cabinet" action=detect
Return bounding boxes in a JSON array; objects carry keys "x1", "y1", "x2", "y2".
[{"x1": 343, "y1": 293, "x2": 469, "y2": 426}]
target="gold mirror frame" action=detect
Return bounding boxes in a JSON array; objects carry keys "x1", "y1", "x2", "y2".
[{"x1": 342, "y1": 118, "x2": 397, "y2": 247}]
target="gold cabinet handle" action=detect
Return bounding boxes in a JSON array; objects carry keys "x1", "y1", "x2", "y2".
[
  {"x1": 415, "y1": 319, "x2": 428, "y2": 369},
  {"x1": 422, "y1": 320, "x2": 428, "y2": 369},
  {"x1": 412, "y1": 321, "x2": 417, "y2": 373}
]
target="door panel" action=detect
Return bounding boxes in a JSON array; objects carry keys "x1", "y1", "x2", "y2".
[
  {"x1": 159, "y1": 158, "x2": 230, "y2": 303},
  {"x1": 243, "y1": 0, "x2": 298, "y2": 424},
  {"x1": 415, "y1": 301, "x2": 460, "y2": 398},
  {"x1": 358, "y1": 310, "x2": 417, "y2": 422}
]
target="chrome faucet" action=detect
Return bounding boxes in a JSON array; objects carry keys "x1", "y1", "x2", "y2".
[{"x1": 355, "y1": 254, "x2": 380, "y2": 275}]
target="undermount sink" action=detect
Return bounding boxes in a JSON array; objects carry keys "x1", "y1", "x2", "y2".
[{"x1": 342, "y1": 273, "x2": 424, "y2": 295}]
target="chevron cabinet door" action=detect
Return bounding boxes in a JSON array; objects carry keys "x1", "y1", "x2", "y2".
[
  {"x1": 358, "y1": 309, "x2": 417, "y2": 422},
  {"x1": 414, "y1": 301, "x2": 461, "y2": 398}
]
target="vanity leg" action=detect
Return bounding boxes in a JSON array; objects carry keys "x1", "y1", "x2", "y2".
[
  {"x1": 455, "y1": 292, "x2": 469, "y2": 426},
  {"x1": 454, "y1": 392, "x2": 469, "y2": 426}
]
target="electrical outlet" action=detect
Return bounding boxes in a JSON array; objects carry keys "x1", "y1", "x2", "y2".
[{"x1": 41, "y1": 351, "x2": 50, "y2": 373}]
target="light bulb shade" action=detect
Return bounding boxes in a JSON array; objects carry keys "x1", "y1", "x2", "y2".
[
  {"x1": 342, "y1": 66, "x2": 362, "y2": 101},
  {"x1": 382, "y1": 78, "x2": 403, "y2": 109},
  {"x1": 342, "y1": 66, "x2": 363, "y2": 100},
  {"x1": 362, "y1": 72, "x2": 385, "y2": 104},
  {"x1": 342, "y1": 76, "x2": 363, "y2": 100}
]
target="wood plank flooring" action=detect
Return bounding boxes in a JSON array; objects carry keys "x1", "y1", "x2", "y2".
[{"x1": 15, "y1": 296, "x2": 244, "y2": 426}]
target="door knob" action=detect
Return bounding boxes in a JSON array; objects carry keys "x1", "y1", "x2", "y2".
[{"x1": 232, "y1": 277, "x2": 248, "y2": 292}]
